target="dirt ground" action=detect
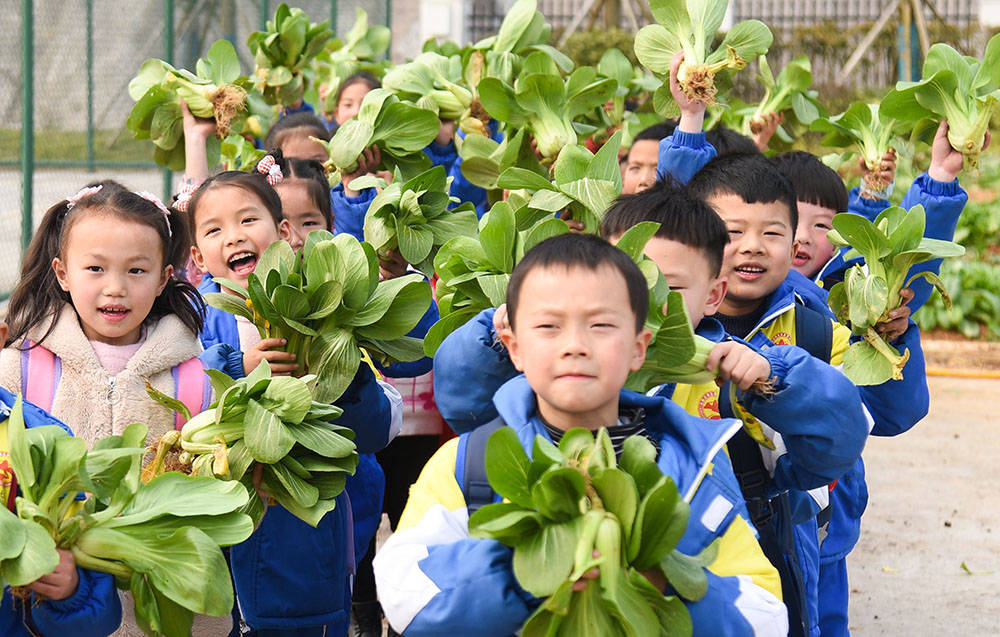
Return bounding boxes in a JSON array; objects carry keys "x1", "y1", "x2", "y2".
[{"x1": 847, "y1": 375, "x2": 1000, "y2": 634}]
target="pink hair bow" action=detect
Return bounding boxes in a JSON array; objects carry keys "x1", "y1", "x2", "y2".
[
  {"x1": 134, "y1": 190, "x2": 173, "y2": 238},
  {"x1": 65, "y1": 185, "x2": 103, "y2": 210}
]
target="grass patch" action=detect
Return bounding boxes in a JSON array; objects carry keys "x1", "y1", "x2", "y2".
[{"x1": 0, "y1": 129, "x2": 155, "y2": 164}]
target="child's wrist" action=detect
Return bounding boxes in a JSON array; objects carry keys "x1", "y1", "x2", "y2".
[
  {"x1": 677, "y1": 109, "x2": 705, "y2": 134},
  {"x1": 927, "y1": 164, "x2": 958, "y2": 183}
]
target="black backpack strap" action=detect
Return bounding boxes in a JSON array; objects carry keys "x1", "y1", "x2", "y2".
[
  {"x1": 462, "y1": 416, "x2": 507, "y2": 516},
  {"x1": 794, "y1": 303, "x2": 833, "y2": 364}
]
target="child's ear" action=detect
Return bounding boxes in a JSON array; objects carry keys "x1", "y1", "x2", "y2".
[
  {"x1": 157, "y1": 264, "x2": 175, "y2": 295},
  {"x1": 189, "y1": 245, "x2": 208, "y2": 273},
  {"x1": 52, "y1": 258, "x2": 70, "y2": 292},
  {"x1": 278, "y1": 219, "x2": 293, "y2": 242},
  {"x1": 790, "y1": 237, "x2": 801, "y2": 260},
  {"x1": 703, "y1": 276, "x2": 728, "y2": 317},
  {"x1": 499, "y1": 328, "x2": 524, "y2": 372},
  {"x1": 630, "y1": 327, "x2": 653, "y2": 371},
  {"x1": 0, "y1": 322, "x2": 7, "y2": 346}
]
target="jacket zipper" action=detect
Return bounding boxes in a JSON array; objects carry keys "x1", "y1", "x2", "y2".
[{"x1": 106, "y1": 375, "x2": 122, "y2": 405}]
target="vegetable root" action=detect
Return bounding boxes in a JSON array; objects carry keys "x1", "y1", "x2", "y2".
[{"x1": 211, "y1": 85, "x2": 248, "y2": 137}]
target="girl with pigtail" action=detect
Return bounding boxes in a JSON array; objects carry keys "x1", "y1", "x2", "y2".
[{"x1": 0, "y1": 181, "x2": 230, "y2": 637}]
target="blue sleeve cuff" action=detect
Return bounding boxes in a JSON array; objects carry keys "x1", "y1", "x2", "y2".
[
  {"x1": 916, "y1": 171, "x2": 961, "y2": 197},
  {"x1": 669, "y1": 130, "x2": 709, "y2": 149}
]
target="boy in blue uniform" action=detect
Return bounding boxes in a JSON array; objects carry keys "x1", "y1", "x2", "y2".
[{"x1": 374, "y1": 233, "x2": 788, "y2": 636}]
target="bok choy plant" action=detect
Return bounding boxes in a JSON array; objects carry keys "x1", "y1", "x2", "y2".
[
  {"x1": 634, "y1": 0, "x2": 772, "y2": 114},
  {"x1": 826, "y1": 205, "x2": 965, "y2": 384},
  {"x1": 248, "y1": 3, "x2": 334, "y2": 106},
  {"x1": 204, "y1": 232, "x2": 431, "y2": 403},
  {"x1": 469, "y1": 426, "x2": 716, "y2": 636},
  {"x1": 0, "y1": 398, "x2": 252, "y2": 637}
]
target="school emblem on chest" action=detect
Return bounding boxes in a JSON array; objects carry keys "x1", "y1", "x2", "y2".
[
  {"x1": 698, "y1": 391, "x2": 720, "y2": 419},
  {"x1": 771, "y1": 332, "x2": 793, "y2": 346}
]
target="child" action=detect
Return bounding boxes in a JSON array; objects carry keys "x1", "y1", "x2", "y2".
[
  {"x1": 262, "y1": 112, "x2": 331, "y2": 164},
  {"x1": 184, "y1": 167, "x2": 401, "y2": 636},
  {"x1": 0, "y1": 182, "x2": 220, "y2": 636},
  {"x1": 375, "y1": 233, "x2": 787, "y2": 636},
  {"x1": 684, "y1": 155, "x2": 929, "y2": 636},
  {"x1": 1, "y1": 318, "x2": 122, "y2": 636},
  {"x1": 271, "y1": 154, "x2": 334, "y2": 249},
  {"x1": 621, "y1": 121, "x2": 674, "y2": 195}
]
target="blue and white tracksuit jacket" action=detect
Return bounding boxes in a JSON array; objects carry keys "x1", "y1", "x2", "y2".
[
  {"x1": 0, "y1": 388, "x2": 123, "y2": 637},
  {"x1": 373, "y1": 375, "x2": 788, "y2": 636},
  {"x1": 196, "y1": 276, "x2": 399, "y2": 632}
]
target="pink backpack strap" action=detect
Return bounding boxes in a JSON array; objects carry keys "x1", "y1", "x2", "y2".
[
  {"x1": 172, "y1": 358, "x2": 210, "y2": 430},
  {"x1": 20, "y1": 340, "x2": 60, "y2": 412}
]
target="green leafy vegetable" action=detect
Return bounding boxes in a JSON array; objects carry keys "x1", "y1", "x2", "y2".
[
  {"x1": 811, "y1": 101, "x2": 909, "y2": 198},
  {"x1": 127, "y1": 40, "x2": 249, "y2": 170},
  {"x1": 826, "y1": 204, "x2": 965, "y2": 384},
  {"x1": 144, "y1": 364, "x2": 358, "y2": 527},
  {"x1": 383, "y1": 52, "x2": 475, "y2": 123},
  {"x1": 424, "y1": 203, "x2": 571, "y2": 354},
  {"x1": 496, "y1": 130, "x2": 624, "y2": 233},
  {"x1": 478, "y1": 66, "x2": 616, "y2": 160},
  {"x1": 747, "y1": 55, "x2": 821, "y2": 134},
  {"x1": 314, "y1": 88, "x2": 440, "y2": 182},
  {"x1": 204, "y1": 232, "x2": 431, "y2": 403},
  {"x1": 0, "y1": 398, "x2": 251, "y2": 637},
  {"x1": 248, "y1": 3, "x2": 334, "y2": 106},
  {"x1": 312, "y1": 8, "x2": 392, "y2": 116},
  {"x1": 362, "y1": 165, "x2": 479, "y2": 276},
  {"x1": 634, "y1": 0, "x2": 772, "y2": 113},
  {"x1": 469, "y1": 426, "x2": 712, "y2": 636},
  {"x1": 880, "y1": 34, "x2": 1000, "y2": 172}
]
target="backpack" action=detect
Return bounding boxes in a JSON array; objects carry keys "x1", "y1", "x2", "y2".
[
  {"x1": 19, "y1": 341, "x2": 211, "y2": 430},
  {"x1": 722, "y1": 302, "x2": 833, "y2": 637}
]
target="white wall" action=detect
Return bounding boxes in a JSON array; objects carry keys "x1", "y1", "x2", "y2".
[{"x1": 982, "y1": 0, "x2": 1000, "y2": 26}]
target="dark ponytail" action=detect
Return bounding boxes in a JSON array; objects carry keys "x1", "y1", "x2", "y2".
[
  {"x1": 5, "y1": 180, "x2": 205, "y2": 348},
  {"x1": 273, "y1": 151, "x2": 333, "y2": 231}
]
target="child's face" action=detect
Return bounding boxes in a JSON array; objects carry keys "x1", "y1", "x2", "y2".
[
  {"x1": 275, "y1": 180, "x2": 329, "y2": 251},
  {"x1": 53, "y1": 215, "x2": 171, "y2": 345},
  {"x1": 281, "y1": 133, "x2": 329, "y2": 163},
  {"x1": 334, "y1": 82, "x2": 371, "y2": 125},
  {"x1": 792, "y1": 200, "x2": 837, "y2": 278},
  {"x1": 500, "y1": 265, "x2": 651, "y2": 431},
  {"x1": 190, "y1": 185, "x2": 291, "y2": 292},
  {"x1": 639, "y1": 236, "x2": 726, "y2": 325},
  {"x1": 709, "y1": 193, "x2": 798, "y2": 315},
  {"x1": 621, "y1": 140, "x2": 660, "y2": 195}
]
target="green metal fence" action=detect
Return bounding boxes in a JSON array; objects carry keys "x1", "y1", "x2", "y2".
[{"x1": 3, "y1": 0, "x2": 391, "y2": 301}]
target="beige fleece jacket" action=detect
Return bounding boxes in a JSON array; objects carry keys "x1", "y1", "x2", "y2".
[{"x1": 0, "y1": 304, "x2": 203, "y2": 444}]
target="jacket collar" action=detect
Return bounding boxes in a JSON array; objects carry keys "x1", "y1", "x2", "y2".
[{"x1": 492, "y1": 375, "x2": 742, "y2": 502}]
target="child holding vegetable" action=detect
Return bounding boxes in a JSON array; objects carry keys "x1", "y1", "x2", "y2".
[
  {"x1": 183, "y1": 166, "x2": 402, "y2": 636},
  {"x1": 0, "y1": 182, "x2": 226, "y2": 636},
  {"x1": 375, "y1": 232, "x2": 787, "y2": 636},
  {"x1": 1, "y1": 319, "x2": 122, "y2": 636}
]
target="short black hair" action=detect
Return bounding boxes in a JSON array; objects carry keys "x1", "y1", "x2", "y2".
[
  {"x1": 686, "y1": 153, "x2": 799, "y2": 234},
  {"x1": 771, "y1": 151, "x2": 848, "y2": 214},
  {"x1": 631, "y1": 121, "x2": 677, "y2": 145},
  {"x1": 706, "y1": 124, "x2": 761, "y2": 157},
  {"x1": 275, "y1": 154, "x2": 334, "y2": 231},
  {"x1": 600, "y1": 180, "x2": 729, "y2": 277},
  {"x1": 506, "y1": 233, "x2": 649, "y2": 333},
  {"x1": 264, "y1": 112, "x2": 331, "y2": 151}
]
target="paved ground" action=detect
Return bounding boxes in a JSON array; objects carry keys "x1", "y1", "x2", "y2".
[{"x1": 847, "y1": 374, "x2": 1000, "y2": 634}]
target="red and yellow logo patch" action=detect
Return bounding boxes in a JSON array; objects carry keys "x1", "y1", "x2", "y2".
[
  {"x1": 698, "y1": 390, "x2": 720, "y2": 419},
  {"x1": 771, "y1": 332, "x2": 793, "y2": 346}
]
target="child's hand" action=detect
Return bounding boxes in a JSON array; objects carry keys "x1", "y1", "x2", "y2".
[
  {"x1": 342, "y1": 145, "x2": 382, "y2": 197},
  {"x1": 751, "y1": 110, "x2": 784, "y2": 152},
  {"x1": 244, "y1": 338, "x2": 297, "y2": 376},
  {"x1": 572, "y1": 550, "x2": 601, "y2": 591},
  {"x1": 181, "y1": 100, "x2": 217, "y2": 141},
  {"x1": 859, "y1": 148, "x2": 896, "y2": 193},
  {"x1": 559, "y1": 210, "x2": 587, "y2": 233},
  {"x1": 670, "y1": 51, "x2": 707, "y2": 133},
  {"x1": 875, "y1": 288, "x2": 913, "y2": 342},
  {"x1": 378, "y1": 249, "x2": 409, "y2": 279},
  {"x1": 182, "y1": 101, "x2": 217, "y2": 184},
  {"x1": 436, "y1": 119, "x2": 457, "y2": 146},
  {"x1": 706, "y1": 341, "x2": 772, "y2": 391},
  {"x1": 928, "y1": 119, "x2": 991, "y2": 182},
  {"x1": 27, "y1": 549, "x2": 79, "y2": 601}
]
